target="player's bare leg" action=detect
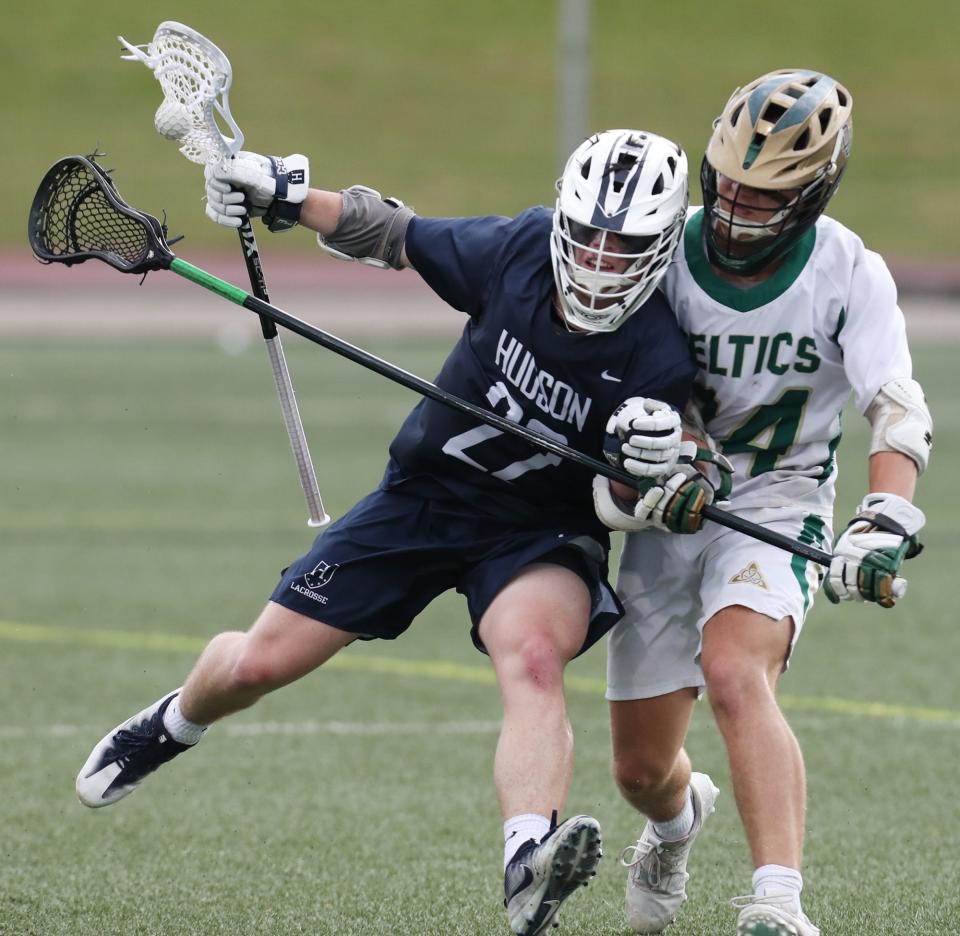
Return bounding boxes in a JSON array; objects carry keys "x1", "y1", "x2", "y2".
[
  {"x1": 178, "y1": 602, "x2": 355, "y2": 723},
  {"x1": 480, "y1": 562, "x2": 602, "y2": 936},
  {"x1": 611, "y1": 691, "x2": 719, "y2": 933},
  {"x1": 481, "y1": 563, "x2": 588, "y2": 819},
  {"x1": 700, "y1": 605, "x2": 818, "y2": 935},
  {"x1": 610, "y1": 690, "x2": 697, "y2": 821},
  {"x1": 76, "y1": 602, "x2": 353, "y2": 807},
  {"x1": 700, "y1": 606, "x2": 802, "y2": 866}
]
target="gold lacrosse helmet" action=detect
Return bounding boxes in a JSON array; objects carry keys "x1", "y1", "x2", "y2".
[{"x1": 700, "y1": 68, "x2": 853, "y2": 274}]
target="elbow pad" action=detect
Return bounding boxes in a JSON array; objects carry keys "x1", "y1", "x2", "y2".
[
  {"x1": 865, "y1": 378, "x2": 933, "y2": 474},
  {"x1": 317, "y1": 185, "x2": 414, "y2": 270}
]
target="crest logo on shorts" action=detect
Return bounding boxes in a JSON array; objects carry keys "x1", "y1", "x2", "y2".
[
  {"x1": 304, "y1": 560, "x2": 339, "y2": 590},
  {"x1": 729, "y1": 561, "x2": 769, "y2": 590}
]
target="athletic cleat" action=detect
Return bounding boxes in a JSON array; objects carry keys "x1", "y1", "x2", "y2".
[
  {"x1": 504, "y1": 813, "x2": 602, "y2": 936},
  {"x1": 76, "y1": 690, "x2": 195, "y2": 808},
  {"x1": 733, "y1": 895, "x2": 820, "y2": 936},
  {"x1": 620, "y1": 772, "x2": 719, "y2": 932}
]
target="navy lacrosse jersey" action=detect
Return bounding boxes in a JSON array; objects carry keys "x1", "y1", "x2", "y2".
[{"x1": 384, "y1": 206, "x2": 696, "y2": 540}]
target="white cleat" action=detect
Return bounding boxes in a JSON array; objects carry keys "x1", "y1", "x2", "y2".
[
  {"x1": 620, "y1": 772, "x2": 719, "y2": 933},
  {"x1": 734, "y1": 895, "x2": 820, "y2": 936}
]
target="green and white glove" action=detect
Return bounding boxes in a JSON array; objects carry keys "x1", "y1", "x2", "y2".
[
  {"x1": 633, "y1": 441, "x2": 733, "y2": 533},
  {"x1": 593, "y1": 441, "x2": 733, "y2": 534},
  {"x1": 823, "y1": 493, "x2": 925, "y2": 608}
]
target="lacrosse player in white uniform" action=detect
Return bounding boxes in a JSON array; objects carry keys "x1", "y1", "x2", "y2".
[{"x1": 594, "y1": 70, "x2": 932, "y2": 936}]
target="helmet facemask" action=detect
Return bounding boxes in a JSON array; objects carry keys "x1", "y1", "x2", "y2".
[
  {"x1": 701, "y1": 69, "x2": 853, "y2": 276},
  {"x1": 553, "y1": 218, "x2": 680, "y2": 332},
  {"x1": 550, "y1": 129, "x2": 688, "y2": 333},
  {"x1": 701, "y1": 156, "x2": 846, "y2": 275}
]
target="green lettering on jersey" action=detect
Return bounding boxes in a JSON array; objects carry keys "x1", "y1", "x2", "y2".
[
  {"x1": 722, "y1": 388, "x2": 811, "y2": 476},
  {"x1": 708, "y1": 336, "x2": 728, "y2": 376},
  {"x1": 753, "y1": 336, "x2": 769, "y2": 374},
  {"x1": 767, "y1": 332, "x2": 793, "y2": 375},
  {"x1": 692, "y1": 333, "x2": 820, "y2": 378},
  {"x1": 795, "y1": 336, "x2": 821, "y2": 373},
  {"x1": 728, "y1": 334, "x2": 754, "y2": 378},
  {"x1": 688, "y1": 333, "x2": 707, "y2": 369}
]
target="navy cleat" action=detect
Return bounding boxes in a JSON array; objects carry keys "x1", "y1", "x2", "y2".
[
  {"x1": 76, "y1": 690, "x2": 195, "y2": 808},
  {"x1": 504, "y1": 813, "x2": 602, "y2": 936}
]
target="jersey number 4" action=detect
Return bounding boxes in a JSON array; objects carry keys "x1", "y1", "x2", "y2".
[
  {"x1": 722, "y1": 388, "x2": 811, "y2": 476},
  {"x1": 442, "y1": 382, "x2": 567, "y2": 480}
]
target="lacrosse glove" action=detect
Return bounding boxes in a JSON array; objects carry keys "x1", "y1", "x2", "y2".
[
  {"x1": 205, "y1": 151, "x2": 310, "y2": 232},
  {"x1": 823, "y1": 493, "x2": 925, "y2": 608},
  {"x1": 593, "y1": 441, "x2": 733, "y2": 534}
]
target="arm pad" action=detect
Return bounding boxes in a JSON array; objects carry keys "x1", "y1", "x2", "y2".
[
  {"x1": 865, "y1": 378, "x2": 933, "y2": 474},
  {"x1": 317, "y1": 185, "x2": 415, "y2": 270}
]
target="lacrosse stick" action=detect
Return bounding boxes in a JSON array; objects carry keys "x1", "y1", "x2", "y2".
[
  {"x1": 29, "y1": 154, "x2": 839, "y2": 568},
  {"x1": 118, "y1": 21, "x2": 328, "y2": 527}
]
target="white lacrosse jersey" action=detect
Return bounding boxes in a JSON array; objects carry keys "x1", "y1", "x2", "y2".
[{"x1": 664, "y1": 208, "x2": 913, "y2": 513}]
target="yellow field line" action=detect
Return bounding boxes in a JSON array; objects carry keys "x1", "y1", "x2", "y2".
[{"x1": 2, "y1": 619, "x2": 957, "y2": 726}]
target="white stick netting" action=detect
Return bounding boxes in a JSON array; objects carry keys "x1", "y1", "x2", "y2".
[{"x1": 119, "y1": 22, "x2": 243, "y2": 165}]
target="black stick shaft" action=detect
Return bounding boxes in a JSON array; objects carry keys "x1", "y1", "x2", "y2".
[
  {"x1": 235, "y1": 220, "x2": 277, "y2": 336},
  {"x1": 168, "y1": 257, "x2": 834, "y2": 567}
]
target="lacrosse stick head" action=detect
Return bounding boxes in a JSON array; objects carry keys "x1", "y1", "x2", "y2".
[
  {"x1": 118, "y1": 21, "x2": 243, "y2": 165},
  {"x1": 28, "y1": 155, "x2": 176, "y2": 274}
]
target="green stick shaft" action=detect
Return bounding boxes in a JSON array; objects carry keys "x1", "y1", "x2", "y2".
[
  {"x1": 171, "y1": 258, "x2": 250, "y2": 304},
  {"x1": 167, "y1": 257, "x2": 834, "y2": 568}
]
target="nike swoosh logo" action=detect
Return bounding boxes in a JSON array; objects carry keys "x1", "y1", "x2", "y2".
[
  {"x1": 600, "y1": 371, "x2": 622, "y2": 382},
  {"x1": 508, "y1": 865, "x2": 535, "y2": 899}
]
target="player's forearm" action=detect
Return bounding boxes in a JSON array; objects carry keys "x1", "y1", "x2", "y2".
[
  {"x1": 868, "y1": 450, "x2": 918, "y2": 500},
  {"x1": 300, "y1": 187, "x2": 412, "y2": 269},
  {"x1": 299, "y1": 189, "x2": 344, "y2": 237}
]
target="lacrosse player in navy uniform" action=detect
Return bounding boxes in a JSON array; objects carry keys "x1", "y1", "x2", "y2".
[{"x1": 76, "y1": 129, "x2": 713, "y2": 936}]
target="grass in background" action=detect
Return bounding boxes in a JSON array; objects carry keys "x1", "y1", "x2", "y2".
[
  {"x1": 1, "y1": 336, "x2": 958, "y2": 935},
  {"x1": 5, "y1": 0, "x2": 959, "y2": 258}
]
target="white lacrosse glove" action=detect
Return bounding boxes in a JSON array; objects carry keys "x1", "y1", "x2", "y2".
[
  {"x1": 823, "y1": 493, "x2": 925, "y2": 608},
  {"x1": 603, "y1": 397, "x2": 682, "y2": 479},
  {"x1": 204, "y1": 151, "x2": 310, "y2": 232},
  {"x1": 593, "y1": 441, "x2": 733, "y2": 534}
]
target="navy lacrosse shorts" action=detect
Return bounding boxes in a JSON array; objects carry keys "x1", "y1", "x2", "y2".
[{"x1": 270, "y1": 483, "x2": 623, "y2": 656}]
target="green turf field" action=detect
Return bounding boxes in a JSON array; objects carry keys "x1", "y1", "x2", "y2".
[
  {"x1": 7, "y1": 0, "x2": 959, "y2": 259},
  {"x1": 1, "y1": 334, "x2": 957, "y2": 935}
]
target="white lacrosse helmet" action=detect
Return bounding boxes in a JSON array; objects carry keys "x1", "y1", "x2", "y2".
[{"x1": 550, "y1": 129, "x2": 688, "y2": 333}]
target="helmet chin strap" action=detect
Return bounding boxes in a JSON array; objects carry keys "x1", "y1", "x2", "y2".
[{"x1": 551, "y1": 293, "x2": 599, "y2": 334}]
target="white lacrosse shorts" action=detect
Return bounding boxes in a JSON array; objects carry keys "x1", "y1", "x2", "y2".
[{"x1": 606, "y1": 506, "x2": 832, "y2": 701}]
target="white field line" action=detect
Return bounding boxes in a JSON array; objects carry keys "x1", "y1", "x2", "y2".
[
  {"x1": 2, "y1": 619, "x2": 959, "y2": 728},
  {"x1": 0, "y1": 720, "x2": 504, "y2": 740},
  {"x1": 0, "y1": 710, "x2": 951, "y2": 743}
]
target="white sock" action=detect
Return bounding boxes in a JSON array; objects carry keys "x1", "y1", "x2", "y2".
[
  {"x1": 652, "y1": 788, "x2": 695, "y2": 842},
  {"x1": 753, "y1": 864, "x2": 803, "y2": 915},
  {"x1": 503, "y1": 813, "x2": 551, "y2": 869},
  {"x1": 162, "y1": 694, "x2": 208, "y2": 745}
]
